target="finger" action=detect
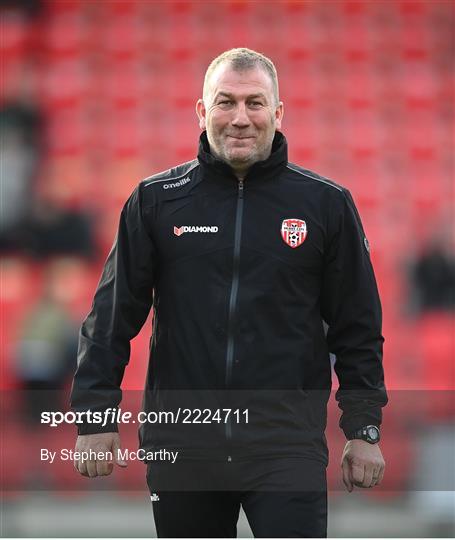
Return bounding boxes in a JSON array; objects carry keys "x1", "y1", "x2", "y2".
[
  {"x1": 341, "y1": 460, "x2": 353, "y2": 492},
  {"x1": 350, "y1": 462, "x2": 365, "y2": 487},
  {"x1": 371, "y1": 466, "x2": 381, "y2": 487},
  {"x1": 86, "y1": 459, "x2": 98, "y2": 478},
  {"x1": 77, "y1": 459, "x2": 89, "y2": 477},
  {"x1": 376, "y1": 464, "x2": 385, "y2": 486},
  {"x1": 113, "y1": 438, "x2": 127, "y2": 468},
  {"x1": 96, "y1": 459, "x2": 113, "y2": 477},
  {"x1": 74, "y1": 451, "x2": 88, "y2": 476},
  {"x1": 363, "y1": 465, "x2": 374, "y2": 488}
]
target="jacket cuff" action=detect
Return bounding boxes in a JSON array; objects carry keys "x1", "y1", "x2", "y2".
[
  {"x1": 77, "y1": 421, "x2": 119, "y2": 436},
  {"x1": 340, "y1": 411, "x2": 382, "y2": 439}
]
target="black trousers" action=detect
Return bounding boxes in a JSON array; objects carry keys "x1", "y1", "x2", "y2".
[{"x1": 146, "y1": 457, "x2": 327, "y2": 538}]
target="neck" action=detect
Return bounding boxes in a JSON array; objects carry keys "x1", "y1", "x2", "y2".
[
  {"x1": 232, "y1": 167, "x2": 248, "y2": 181},
  {"x1": 213, "y1": 149, "x2": 273, "y2": 182},
  {"x1": 210, "y1": 148, "x2": 251, "y2": 181}
]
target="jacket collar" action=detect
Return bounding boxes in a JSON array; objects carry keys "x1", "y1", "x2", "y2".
[{"x1": 197, "y1": 130, "x2": 288, "y2": 184}]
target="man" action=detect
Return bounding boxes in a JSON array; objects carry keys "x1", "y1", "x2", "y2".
[{"x1": 71, "y1": 48, "x2": 387, "y2": 538}]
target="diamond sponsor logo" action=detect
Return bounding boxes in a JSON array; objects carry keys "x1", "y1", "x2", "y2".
[{"x1": 174, "y1": 225, "x2": 219, "y2": 236}]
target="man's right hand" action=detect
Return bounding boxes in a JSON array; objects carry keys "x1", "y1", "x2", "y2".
[{"x1": 74, "y1": 432, "x2": 127, "y2": 478}]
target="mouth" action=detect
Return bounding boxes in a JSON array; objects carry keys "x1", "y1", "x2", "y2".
[{"x1": 227, "y1": 135, "x2": 255, "y2": 140}]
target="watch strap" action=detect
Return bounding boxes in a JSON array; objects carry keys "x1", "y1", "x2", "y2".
[{"x1": 349, "y1": 425, "x2": 380, "y2": 443}]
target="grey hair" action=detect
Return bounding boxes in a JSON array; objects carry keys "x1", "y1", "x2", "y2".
[{"x1": 203, "y1": 47, "x2": 280, "y2": 106}]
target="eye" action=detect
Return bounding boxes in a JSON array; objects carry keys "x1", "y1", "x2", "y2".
[
  {"x1": 249, "y1": 101, "x2": 264, "y2": 108},
  {"x1": 218, "y1": 100, "x2": 233, "y2": 106}
]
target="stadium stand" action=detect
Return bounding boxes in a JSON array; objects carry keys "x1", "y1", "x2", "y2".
[{"x1": 1, "y1": 0, "x2": 453, "y2": 499}]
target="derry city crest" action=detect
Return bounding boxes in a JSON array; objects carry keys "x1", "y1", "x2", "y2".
[{"x1": 281, "y1": 218, "x2": 307, "y2": 248}]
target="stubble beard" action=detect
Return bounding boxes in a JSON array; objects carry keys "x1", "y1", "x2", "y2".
[{"x1": 215, "y1": 137, "x2": 273, "y2": 171}]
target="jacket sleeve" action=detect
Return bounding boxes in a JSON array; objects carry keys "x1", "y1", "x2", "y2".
[
  {"x1": 70, "y1": 184, "x2": 156, "y2": 434},
  {"x1": 321, "y1": 188, "x2": 388, "y2": 438}
]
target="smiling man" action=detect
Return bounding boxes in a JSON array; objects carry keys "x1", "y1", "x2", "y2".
[
  {"x1": 196, "y1": 57, "x2": 283, "y2": 177},
  {"x1": 71, "y1": 48, "x2": 387, "y2": 538}
]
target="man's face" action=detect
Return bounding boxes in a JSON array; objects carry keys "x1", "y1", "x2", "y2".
[{"x1": 196, "y1": 64, "x2": 284, "y2": 171}]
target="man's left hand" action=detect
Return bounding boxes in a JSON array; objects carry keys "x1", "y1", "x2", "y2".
[{"x1": 341, "y1": 439, "x2": 385, "y2": 492}]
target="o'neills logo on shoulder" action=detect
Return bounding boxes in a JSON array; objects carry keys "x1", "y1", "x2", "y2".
[
  {"x1": 163, "y1": 177, "x2": 191, "y2": 189},
  {"x1": 174, "y1": 225, "x2": 218, "y2": 236}
]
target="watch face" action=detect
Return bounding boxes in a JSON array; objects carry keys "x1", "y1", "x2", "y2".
[{"x1": 367, "y1": 427, "x2": 379, "y2": 440}]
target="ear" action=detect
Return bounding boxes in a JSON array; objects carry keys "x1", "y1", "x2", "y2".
[
  {"x1": 196, "y1": 99, "x2": 207, "y2": 130},
  {"x1": 274, "y1": 101, "x2": 284, "y2": 131}
]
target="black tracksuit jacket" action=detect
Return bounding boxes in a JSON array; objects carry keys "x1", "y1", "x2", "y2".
[{"x1": 71, "y1": 131, "x2": 387, "y2": 465}]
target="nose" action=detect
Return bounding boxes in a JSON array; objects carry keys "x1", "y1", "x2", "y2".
[{"x1": 231, "y1": 102, "x2": 251, "y2": 128}]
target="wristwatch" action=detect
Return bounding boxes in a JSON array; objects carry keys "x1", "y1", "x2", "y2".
[{"x1": 349, "y1": 425, "x2": 380, "y2": 444}]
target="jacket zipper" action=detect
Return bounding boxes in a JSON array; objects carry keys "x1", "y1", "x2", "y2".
[{"x1": 225, "y1": 179, "x2": 244, "y2": 453}]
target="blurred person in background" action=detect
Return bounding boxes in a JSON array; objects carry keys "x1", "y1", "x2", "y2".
[
  {"x1": 0, "y1": 6, "x2": 95, "y2": 261},
  {"x1": 0, "y1": 97, "x2": 43, "y2": 252},
  {"x1": 22, "y1": 194, "x2": 96, "y2": 260},
  {"x1": 0, "y1": 80, "x2": 95, "y2": 259},
  {"x1": 0, "y1": 103, "x2": 95, "y2": 258},
  {"x1": 16, "y1": 259, "x2": 79, "y2": 424},
  {"x1": 71, "y1": 48, "x2": 387, "y2": 538},
  {"x1": 408, "y1": 229, "x2": 455, "y2": 315},
  {"x1": 406, "y1": 228, "x2": 455, "y2": 533},
  {"x1": 1, "y1": 0, "x2": 42, "y2": 19}
]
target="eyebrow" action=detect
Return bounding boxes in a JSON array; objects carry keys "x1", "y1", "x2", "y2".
[{"x1": 215, "y1": 91, "x2": 268, "y2": 101}]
